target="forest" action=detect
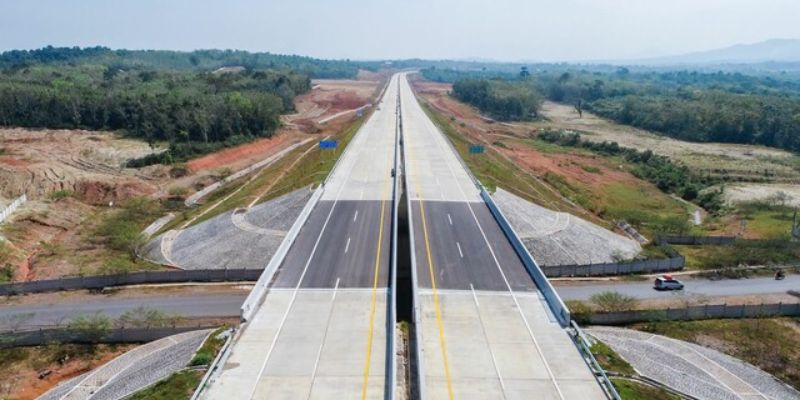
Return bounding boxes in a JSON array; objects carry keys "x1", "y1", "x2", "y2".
[
  {"x1": 452, "y1": 78, "x2": 542, "y2": 120},
  {"x1": 0, "y1": 46, "x2": 362, "y2": 78},
  {"x1": 423, "y1": 67, "x2": 800, "y2": 153},
  {"x1": 0, "y1": 64, "x2": 311, "y2": 164}
]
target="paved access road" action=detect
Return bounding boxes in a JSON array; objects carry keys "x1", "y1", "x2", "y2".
[
  {"x1": 554, "y1": 275, "x2": 800, "y2": 301},
  {"x1": 400, "y1": 72, "x2": 606, "y2": 400},
  {"x1": 0, "y1": 293, "x2": 246, "y2": 330},
  {"x1": 202, "y1": 73, "x2": 399, "y2": 400}
]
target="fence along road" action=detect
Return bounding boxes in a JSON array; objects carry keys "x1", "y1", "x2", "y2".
[
  {"x1": 399, "y1": 72, "x2": 606, "y2": 400},
  {"x1": 201, "y1": 74, "x2": 399, "y2": 400}
]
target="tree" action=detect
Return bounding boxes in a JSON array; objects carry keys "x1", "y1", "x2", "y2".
[{"x1": 519, "y1": 66, "x2": 530, "y2": 79}]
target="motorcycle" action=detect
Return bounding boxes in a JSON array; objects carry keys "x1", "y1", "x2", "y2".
[{"x1": 775, "y1": 270, "x2": 786, "y2": 280}]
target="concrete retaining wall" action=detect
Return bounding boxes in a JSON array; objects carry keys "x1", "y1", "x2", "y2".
[
  {"x1": 543, "y1": 256, "x2": 685, "y2": 277},
  {"x1": 586, "y1": 302, "x2": 800, "y2": 325},
  {"x1": 656, "y1": 235, "x2": 736, "y2": 245},
  {"x1": 0, "y1": 325, "x2": 216, "y2": 348},
  {"x1": 0, "y1": 269, "x2": 262, "y2": 296}
]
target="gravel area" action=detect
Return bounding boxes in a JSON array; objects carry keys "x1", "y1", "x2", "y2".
[
  {"x1": 492, "y1": 188, "x2": 640, "y2": 266},
  {"x1": 144, "y1": 187, "x2": 312, "y2": 270},
  {"x1": 38, "y1": 329, "x2": 210, "y2": 400},
  {"x1": 588, "y1": 327, "x2": 800, "y2": 400}
]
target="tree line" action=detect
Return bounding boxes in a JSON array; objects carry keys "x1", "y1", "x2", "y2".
[
  {"x1": 423, "y1": 67, "x2": 800, "y2": 153},
  {"x1": 0, "y1": 64, "x2": 311, "y2": 164},
  {"x1": 451, "y1": 78, "x2": 542, "y2": 120},
  {"x1": 0, "y1": 46, "x2": 362, "y2": 79}
]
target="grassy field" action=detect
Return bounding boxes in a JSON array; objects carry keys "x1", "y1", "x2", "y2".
[
  {"x1": 421, "y1": 103, "x2": 608, "y2": 226},
  {"x1": 631, "y1": 318, "x2": 800, "y2": 390}
]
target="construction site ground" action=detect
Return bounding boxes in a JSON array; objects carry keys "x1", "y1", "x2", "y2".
[{"x1": 0, "y1": 71, "x2": 385, "y2": 282}]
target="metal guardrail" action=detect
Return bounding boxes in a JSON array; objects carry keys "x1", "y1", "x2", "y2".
[
  {"x1": 239, "y1": 186, "x2": 323, "y2": 321},
  {"x1": 190, "y1": 327, "x2": 236, "y2": 400},
  {"x1": 480, "y1": 189, "x2": 572, "y2": 326},
  {"x1": 570, "y1": 321, "x2": 622, "y2": 400}
]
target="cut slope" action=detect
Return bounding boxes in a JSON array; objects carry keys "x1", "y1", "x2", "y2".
[{"x1": 493, "y1": 188, "x2": 640, "y2": 266}]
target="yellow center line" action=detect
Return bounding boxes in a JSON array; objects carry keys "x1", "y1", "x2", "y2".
[
  {"x1": 360, "y1": 110, "x2": 396, "y2": 400},
  {"x1": 404, "y1": 79, "x2": 455, "y2": 399}
]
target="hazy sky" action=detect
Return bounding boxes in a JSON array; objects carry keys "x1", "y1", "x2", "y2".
[{"x1": 1, "y1": 0, "x2": 799, "y2": 61}]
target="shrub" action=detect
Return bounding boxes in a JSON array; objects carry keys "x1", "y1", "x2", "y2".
[
  {"x1": 590, "y1": 291, "x2": 639, "y2": 312},
  {"x1": 190, "y1": 351, "x2": 213, "y2": 366}
]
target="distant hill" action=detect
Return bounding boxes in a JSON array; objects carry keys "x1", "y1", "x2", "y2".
[{"x1": 637, "y1": 38, "x2": 800, "y2": 65}]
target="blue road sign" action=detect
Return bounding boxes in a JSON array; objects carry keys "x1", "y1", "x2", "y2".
[
  {"x1": 319, "y1": 140, "x2": 338, "y2": 149},
  {"x1": 469, "y1": 144, "x2": 485, "y2": 154}
]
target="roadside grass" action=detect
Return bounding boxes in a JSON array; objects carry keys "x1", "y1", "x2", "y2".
[
  {"x1": 126, "y1": 369, "x2": 204, "y2": 400},
  {"x1": 590, "y1": 339, "x2": 679, "y2": 399},
  {"x1": 598, "y1": 183, "x2": 691, "y2": 237},
  {"x1": 611, "y1": 379, "x2": 680, "y2": 400},
  {"x1": 158, "y1": 114, "x2": 367, "y2": 232},
  {"x1": 673, "y1": 240, "x2": 800, "y2": 271},
  {"x1": 631, "y1": 318, "x2": 800, "y2": 390},
  {"x1": 591, "y1": 341, "x2": 635, "y2": 375},
  {"x1": 420, "y1": 103, "x2": 595, "y2": 221}
]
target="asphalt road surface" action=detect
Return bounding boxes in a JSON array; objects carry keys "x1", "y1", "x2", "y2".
[
  {"x1": 0, "y1": 293, "x2": 246, "y2": 330},
  {"x1": 554, "y1": 274, "x2": 800, "y2": 301}
]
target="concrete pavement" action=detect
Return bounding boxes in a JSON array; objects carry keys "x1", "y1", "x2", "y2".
[
  {"x1": 201, "y1": 73, "x2": 399, "y2": 399},
  {"x1": 400, "y1": 72, "x2": 606, "y2": 399}
]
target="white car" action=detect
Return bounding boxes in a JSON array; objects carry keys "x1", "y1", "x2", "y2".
[{"x1": 654, "y1": 275, "x2": 684, "y2": 291}]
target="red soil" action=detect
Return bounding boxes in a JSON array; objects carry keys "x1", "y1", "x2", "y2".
[{"x1": 186, "y1": 133, "x2": 296, "y2": 173}]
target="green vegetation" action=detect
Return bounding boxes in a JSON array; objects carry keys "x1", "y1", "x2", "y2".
[
  {"x1": 591, "y1": 341, "x2": 635, "y2": 375},
  {"x1": 419, "y1": 103, "x2": 594, "y2": 222},
  {"x1": 424, "y1": 67, "x2": 800, "y2": 153},
  {"x1": 118, "y1": 307, "x2": 182, "y2": 328},
  {"x1": 49, "y1": 190, "x2": 74, "y2": 201},
  {"x1": 0, "y1": 46, "x2": 361, "y2": 78},
  {"x1": 676, "y1": 240, "x2": 800, "y2": 271},
  {"x1": 590, "y1": 291, "x2": 640, "y2": 312},
  {"x1": 67, "y1": 313, "x2": 113, "y2": 343},
  {"x1": 127, "y1": 369, "x2": 204, "y2": 400},
  {"x1": 0, "y1": 241, "x2": 14, "y2": 283},
  {"x1": 190, "y1": 327, "x2": 228, "y2": 367},
  {"x1": 611, "y1": 379, "x2": 680, "y2": 400},
  {"x1": 589, "y1": 339, "x2": 679, "y2": 399},
  {"x1": 538, "y1": 130, "x2": 722, "y2": 212},
  {"x1": 0, "y1": 63, "x2": 308, "y2": 164},
  {"x1": 160, "y1": 113, "x2": 367, "y2": 232},
  {"x1": 452, "y1": 78, "x2": 542, "y2": 120},
  {"x1": 633, "y1": 318, "x2": 800, "y2": 390},
  {"x1": 97, "y1": 198, "x2": 163, "y2": 259}
]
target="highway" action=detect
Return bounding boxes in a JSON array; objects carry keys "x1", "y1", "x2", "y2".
[
  {"x1": 201, "y1": 74, "x2": 399, "y2": 399},
  {"x1": 399, "y1": 72, "x2": 606, "y2": 399}
]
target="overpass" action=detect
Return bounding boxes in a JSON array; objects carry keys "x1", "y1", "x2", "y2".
[
  {"x1": 201, "y1": 74, "x2": 400, "y2": 399},
  {"x1": 198, "y1": 73, "x2": 612, "y2": 399}
]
